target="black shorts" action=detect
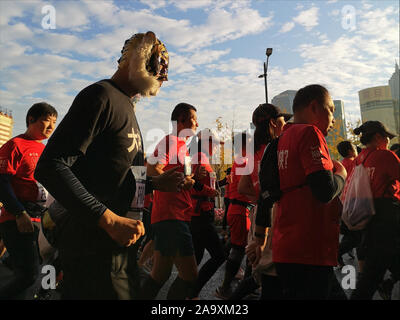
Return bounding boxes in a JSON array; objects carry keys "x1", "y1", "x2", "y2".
[{"x1": 152, "y1": 220, "x2": 194, "y2": 257}]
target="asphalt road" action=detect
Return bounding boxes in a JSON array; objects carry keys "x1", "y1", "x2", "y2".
[{"x1": 0, "y1": 242, "x2": 399, "y2": 300}]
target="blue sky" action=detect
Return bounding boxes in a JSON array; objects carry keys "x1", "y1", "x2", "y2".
[{"x1": 1, "y1": 0, "x2": 398, "y2": 153}]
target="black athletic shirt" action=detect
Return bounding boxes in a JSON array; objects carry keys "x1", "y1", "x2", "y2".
[{"x1": 35, "y1": 79, "x2": 144, "y2": 226}]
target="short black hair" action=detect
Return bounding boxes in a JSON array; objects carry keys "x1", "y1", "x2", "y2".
[
  {"x1": 171, "y1": 102, "x2": 197, "y2": 123},
  {"x1": 292, "y1": 84, "x2": 329, "y2": 113},
  {"x1": 337, "y1": 141, "x2": 354, "y2": 158},
  {"x1": 26, "y1": 102, "x2": 57, "y2": 127}
]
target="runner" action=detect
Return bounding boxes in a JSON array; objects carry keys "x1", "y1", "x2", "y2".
[
  {"x1": 0, "y1": 102, "x2": 57, "y2": 299},
  {"x1": 140, "y1": 102, "x2": 200, "y2": 300},
  {"x1": 336, "y1": 141, "x2": 365, "y2": 271},
  {"x1": 215, "y1": 131, "x2": 253, "y2": 299},
  {"x1": 188, "y1": 128, "x2": 227, "y2": 299},
  {"x1": 254, "y1": 84, "x2": 347, "y2": 299},
  {"x1": 349, "y1": 121, "x2": 400, "y2": 300},
  {"x1": 236, "y1": 103, "x2": 291, "y2": 300},
  {"x1": 34, "y1": 32, "x2": 184, "y2": 300}
]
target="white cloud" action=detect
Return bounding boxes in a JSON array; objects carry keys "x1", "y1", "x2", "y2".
[
  {"x1": 172, "y1": 0, "x2": 214, "y2": 11},
  {"x1": 1, "y1": 0, "x2": 398, "y2": 148},
  {"x1": 293, "y1": 6, "x2": 319, "y2": 31},
  {"x1": 139, "y1": 0, "x2": 168, "y2": 10},
  {"x1": 52, "y1": 1, "x2": 90, "y2": 30},
  {"x1": 208, "y1": 58, "x2": 260, "y2": 75},
  {"x1": 280, "y1": 21, "x2": 295, "y2": 33}
]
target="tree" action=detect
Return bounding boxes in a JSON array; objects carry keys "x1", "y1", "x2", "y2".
[
  {"x1": 346, "y1": 119, "x2": 362, "y2": 147},
  {"x1": 326, "y1": 119, "x2": 346, "y2": 160},
  {"x1": 211, "y1": 117, "x2": 232, "y2": 182},
  {"x1": 211, "y1": 117, "x2": 233, "y2": 208}
]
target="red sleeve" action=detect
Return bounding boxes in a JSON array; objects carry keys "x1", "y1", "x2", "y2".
[
  {"x1": 383, "y1": 151, "x2": 400, "y2": 200},
  {"x1": 298, "y1": 126, "x2": 333, "y2": 176},
  {"x1": 200, "y1": 184, "x2": 217, "y2": 197},
  {"x1": 0, "y1": 140, "x2": 21, "y2": 175}
]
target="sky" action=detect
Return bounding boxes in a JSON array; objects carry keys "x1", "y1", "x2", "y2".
[{"x1": 1, "y1": 0, "x2": 399, "y2": 154}]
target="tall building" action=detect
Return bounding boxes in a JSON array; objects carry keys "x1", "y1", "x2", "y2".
[
  {"x1": 358, "y1": 85, "x2": 397, "y2": 142},
  {"x1": 389, "y1": 62, "x2": 400, "y2": 137},
  {"x1": 0, "y1": 107, "x2": 14, "y2": 147},
  {"x1": 333, "y1": 100, "x2": 347, "y2": 139},
  {"x1": 271, "y1": 90, "x2": 297, "y2": 114}
]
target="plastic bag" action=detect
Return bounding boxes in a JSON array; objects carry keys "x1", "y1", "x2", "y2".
[{"x1": 341, "y1": 163, "x2": 375, "y2": 230}]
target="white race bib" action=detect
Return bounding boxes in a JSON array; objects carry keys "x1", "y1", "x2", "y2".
[
  {"x1": 36, "y1": 182, "x2": 48, "y2": 203},
  {"x1": 184, "y1": 156, "x2": 192, "y2": 176},
  {"x1": 209, "y1": 172, "x2": 216, "y2": 190},
  {"x1": 130, "y1": 166, "x2": 147, "y2": 211}
]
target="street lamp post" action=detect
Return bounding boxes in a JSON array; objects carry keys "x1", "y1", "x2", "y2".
[{"x1": 258, "y1": 48, "x2": 273, "y2": 104}]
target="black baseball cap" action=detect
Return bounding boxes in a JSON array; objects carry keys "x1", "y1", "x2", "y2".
[
  {"x1": 252, "y1": 103, "x2": 292, "y2": 126},
  {"x1": 354, "y1": 121, "x2": 396, "y2": 139}
]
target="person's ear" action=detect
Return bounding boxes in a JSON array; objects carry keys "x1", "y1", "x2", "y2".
[
  {"x1": 27, "y1": 116, "x2": 35, "y2": 125},
  {"x1": 269, "y1": 118, "x2": 277, "y2": 129},
  {"x1": 310, "y1": 99, "x2": 319, "y2": 114}
]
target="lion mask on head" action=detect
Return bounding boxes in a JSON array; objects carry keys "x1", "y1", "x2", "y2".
[{"x1": 118, "y1": 31, "x2": 169, "y2": 97}]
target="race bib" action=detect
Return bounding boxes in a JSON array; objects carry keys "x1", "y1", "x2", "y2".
[
  {"x1": 209, "y1": 172, "x2": 216, "y2": 190},
  {"x1": 184, "y1": 156, "x2": 192, "y2": 176},
  {"x1": 37, "y1": 182, "x2": 48, "y2": 203},
  {"x1": 130, "y1": 166, "x2": 147, "y2": 211}
]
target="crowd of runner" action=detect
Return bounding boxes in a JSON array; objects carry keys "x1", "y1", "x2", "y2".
[{"x1": 0, "y1": 31, "x2": 399, "y2": 300}]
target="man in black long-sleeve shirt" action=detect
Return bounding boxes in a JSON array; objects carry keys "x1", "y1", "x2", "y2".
[
  {"x1": 34, "y1": 31, "x2": 184, "y2": 300},
  {"x1": 249, "y1": 84, "x2": 347, "y2": 300}
]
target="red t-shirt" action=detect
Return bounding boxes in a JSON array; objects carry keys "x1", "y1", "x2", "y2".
[
  {"x1": 0, "y1": 134, "x2": 45, "y2": 223},
  {"x1": 341, "y1": 157, "x2": 355, "y2": 177},
  {"x1": 227, "y1": 156, "x2": 252, "y2": 217},
  {"x1": 353, "y1": 147, "x2": 400, "y2": 201},
  {"x1": 190, "y1": 152, "x2": 216, "y2": 217},
  {"x1": 149, "y1": 134, "x2": 193, "y2": 223},
  {"x1": 144, "y1": 193, "x2": 153, "y2": 209},
  {"x1": 272, "y1": 123, "x2": 341, "y2": 266}
]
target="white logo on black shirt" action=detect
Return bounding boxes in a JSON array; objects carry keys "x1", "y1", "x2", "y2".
[{"x1": 127, "y1": 128, "x2": 142, "y2": 153}]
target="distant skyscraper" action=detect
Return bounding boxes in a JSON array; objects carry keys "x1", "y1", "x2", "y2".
[
  {"x1": 271, "y1": 90, "x2": 297, "y2": 114},
  {"x1": 0, "y1": 107, "x2": 13, "y2": 148},
  {"x1": 358, "y1": 85, "x2": 397, "y2": 142},
  {"x1": 333, "y1": 100, "x2": 347, "y2": 139},
  {"x1": 389, "y1": 62, "x2": 400, "y2": 137}
]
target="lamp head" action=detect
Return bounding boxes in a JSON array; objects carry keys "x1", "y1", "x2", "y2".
[{"x1": 266, "y1": 48, "x2": 273, "y2": 57}]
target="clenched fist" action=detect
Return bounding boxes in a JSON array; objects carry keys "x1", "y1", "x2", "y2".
[{"x1": 98, "y1": 209, "x2": 145, "y2": 247}]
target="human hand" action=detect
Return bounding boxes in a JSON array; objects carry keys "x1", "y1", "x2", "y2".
[
  {"x1": 152, "y1": 166, "x2": 185, "y2": 192},
  {"x1": 226, "y1": 174, "x2": 232, "y2": 184},
  {"x1": 99, "y1": 209, "x2": 145, "y2": 247},
  {"x1": 182, "y1": 175, "x2": 195, "y2": 190},
  {"x1": 245, "y1": 239, "x2": 264, "y2": 267},
  {"x1": 16, "y1": 211, "x2": 34, "y2": 233}
]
